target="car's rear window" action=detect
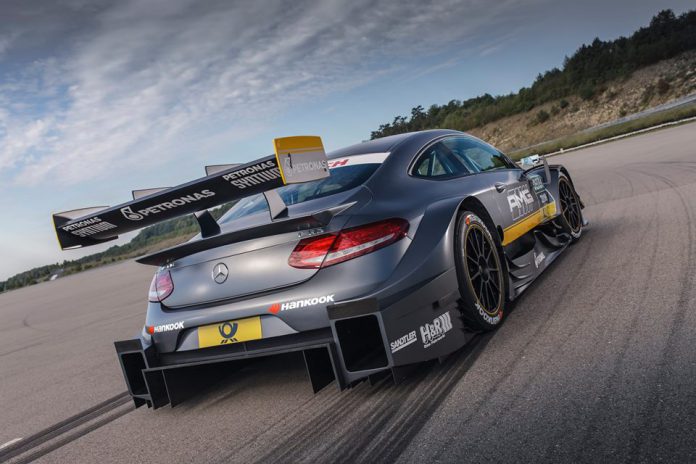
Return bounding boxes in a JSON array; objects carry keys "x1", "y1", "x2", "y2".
[{"x1": 219, "y1": 155, "x2": 385, "y2": 223}]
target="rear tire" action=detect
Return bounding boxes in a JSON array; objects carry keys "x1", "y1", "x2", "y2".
[{"x1": 454, "y1": 211, "x2": 507, "y2": 331}]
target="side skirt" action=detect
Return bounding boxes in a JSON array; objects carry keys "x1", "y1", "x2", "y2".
[{"x1": 505, "y1": 219, "x2": 573, "y2": 299}]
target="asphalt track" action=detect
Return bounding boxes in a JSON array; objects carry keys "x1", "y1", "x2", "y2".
[{"x1": 1, "y1": 122, "x2": 696, "y2": 463}]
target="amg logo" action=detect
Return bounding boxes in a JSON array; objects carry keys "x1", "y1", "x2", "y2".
[
  {"x1": 222, "y1": 160, "x2": 281, "y2": 189},
  {"x1": 420, "y1": 312, "x2": 453, "y2": 349},
  {"x1": 121, "y1": 190, "x2": 216, "y2": 221},
  {"x1": 390, "y1": 330, "x2": 417, "y2": 353},
  {"x1": 507, "y1": 185, "x2": 535, "y2": 221}
]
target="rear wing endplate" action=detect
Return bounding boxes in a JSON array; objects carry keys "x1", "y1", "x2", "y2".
[{"x1": 52, "y1": 136, "x2": 329, "y2": 250}]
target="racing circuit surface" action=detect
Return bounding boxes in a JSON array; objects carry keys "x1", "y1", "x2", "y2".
[{"x1": 1, "y1": 122, "x2": 696, "y2": 464}]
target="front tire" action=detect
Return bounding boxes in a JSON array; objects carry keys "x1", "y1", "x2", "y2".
[
  {"x1": 455, "y1": 211, "x2": 507, "y2": 331},
  {"x1": 558, "y1": 174, "x2": 583, "y2": 241}
]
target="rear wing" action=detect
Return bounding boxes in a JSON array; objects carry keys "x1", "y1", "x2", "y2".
[{"x1": 52, "y1": 136, "x2": 329, "y2": 250}]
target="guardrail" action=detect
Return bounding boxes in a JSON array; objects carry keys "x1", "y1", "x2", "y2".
[
  {"x1": 545, "y1": 115, "x2": 696, "y2": 157},
  {"x1": 518, "y1": 114, "x2": 696, "y2": 167}
]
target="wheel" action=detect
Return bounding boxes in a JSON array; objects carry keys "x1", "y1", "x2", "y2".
[
  {"x1": 558, "y1": 174, "x2": 583, "y2": 240},
  {"x1": 455, "y1": 211, "x2": 507, "y2": 331}
]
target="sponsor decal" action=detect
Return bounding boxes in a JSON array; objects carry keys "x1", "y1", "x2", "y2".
[
  {"x1": 390, "y1": 330, "x2": 417, "y2": 353},
  {"x1": 222, "y1": 160, "x2": 281, "y2": 189},
  {"x1": 147, "y1": 321, "x2": 184, "y2": 334},
  {"x1": 529, "y1": 174, "x2": 545, "y2": 193},
  {"x1": 284, "y1": 156, "x2": 328, "y2": 174},
  {"x1": 507, "y1": 184, "x2": 535, "y2": 221},
  {"x1": 62, "y1": 217, "x2": 102, "y2": 232},
  {"x1": 121, "y1": 189, "x2": 216, "y2": 221},
  {"x1": 475, "y1": 302, "x2": 502, "y2": 325},
  {"x1": 268, "y1": 294, "x2": 335, "y2": 313},
  {"x1": 268, "y1": 303, "x2": 281, "y2": 314},
  {"x1": 534, "y1": 251, "x2": 546, "y2": 268},
  {"x1": 198, "y1": 316, "x2": 261, "y2": 347},
  {"x1": 121, "y1": 206, "x2": 143, "y2": 221},
  {"x1": 328, "y1": 158, "x2": 349, "y2": 168},
  {"x1": 62, "y1": 216, "x2": 117, "y2": 237},
  {"x1": 217, "y1": 321, "x2": 239, "y2": 344},
  {"x1": 420, "y1": 312, "x2": 453, "y2": 349},
  {"x1": 326, "y1": 152, "x2": 389, "y2": 169}
]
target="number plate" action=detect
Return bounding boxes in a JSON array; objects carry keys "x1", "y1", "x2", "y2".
[{"x1": 197, "y1": 316, "x2": 262, "y2": 349}]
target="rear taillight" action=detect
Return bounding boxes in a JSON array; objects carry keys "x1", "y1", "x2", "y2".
[
  {"x1": 288, "y1": 234, "x2": 338, "y2": 269},
  {"x1": 289, "y1": 219, "x2": 409, "y2": 269},
  {"x1": 148, "y1": 270, "x2": 174, "y2": 302}
]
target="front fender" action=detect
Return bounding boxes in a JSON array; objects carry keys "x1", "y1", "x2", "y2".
[{"x1": 525, "y1": 164, "x2": 585, "y2": 210}]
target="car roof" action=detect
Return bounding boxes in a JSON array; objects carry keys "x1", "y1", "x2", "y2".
[
  {"x1": 327, "y1": 130, "x2": 463, "y2": 160},
  {"x1": 326, "y1": 133, "x2": 410, "y2": 159}
]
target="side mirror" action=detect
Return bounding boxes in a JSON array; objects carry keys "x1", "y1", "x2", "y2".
[
  {"x1": 543, "y1": 156, "x2": 551, "y2": 185},
  {"x1": 520, "y1": 154, "x2": 540, "y2": 167}
]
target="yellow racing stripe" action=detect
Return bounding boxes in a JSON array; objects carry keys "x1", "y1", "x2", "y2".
[{"x1": 502, "y1": 201, "x2": 557, "y2": 246}]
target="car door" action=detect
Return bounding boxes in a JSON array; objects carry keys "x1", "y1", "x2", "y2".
[
  {"x1": 439, "y1": 136, "x2": 541, "y2": 245},
  {"x1": 411, "y1": 138, "x2": 506, "y2": 228}
]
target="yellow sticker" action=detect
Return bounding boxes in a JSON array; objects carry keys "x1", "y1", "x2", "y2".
[
  {"x1": 273, "y1": 136, "x2": 328, "y2": 185},
  {"x1": 273, "y1": 135, "x2": 324, "y2": 155},
  {"x1": 197, "y1": 316, "x2": 262, "y2": 349}
]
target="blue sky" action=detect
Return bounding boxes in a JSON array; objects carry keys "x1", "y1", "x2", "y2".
[{"x1": 0, "y1": 0, "x2": 692, "y2": 280}]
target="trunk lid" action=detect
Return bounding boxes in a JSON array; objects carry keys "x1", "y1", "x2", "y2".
[{"x1": 162, "y1": 188, "x2": 368, "y2": 308}]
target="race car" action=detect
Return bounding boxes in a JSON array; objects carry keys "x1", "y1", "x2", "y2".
[{"x1": 52, "y1": 130, "x2": 585, "y2": 409}]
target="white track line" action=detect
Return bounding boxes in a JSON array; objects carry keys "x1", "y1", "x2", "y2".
[{"x1": 0, "y1": 437, "x2": 23, "y2": 450}]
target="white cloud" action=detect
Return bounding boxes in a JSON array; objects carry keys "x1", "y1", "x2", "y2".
[
  {"x1": 0, "y1": 0, "x2": 537, "y2": 187},
  {"x1": 0, "y1": 33, "x2": 17, "y2": 58}
]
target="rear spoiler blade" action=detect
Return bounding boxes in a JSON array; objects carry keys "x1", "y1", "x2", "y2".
[
  {"x1": 136, "y1": 203, "x2": 354, "y2": 266},
  {"x1": 52, "y1": 136, "x2": 329, "y2": 250}
]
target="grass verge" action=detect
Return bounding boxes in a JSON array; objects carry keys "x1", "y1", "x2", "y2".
[{"x1": 508, "y1": 102, "x2": 696, "y2": 159}]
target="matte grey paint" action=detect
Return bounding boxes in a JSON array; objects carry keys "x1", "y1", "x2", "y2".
[
  {"x1": 146, "y1": 129, "x2": 574, "y2": 347},
  {"x1": 122, "y1": 129, "x2": 582, "y2": 403}
]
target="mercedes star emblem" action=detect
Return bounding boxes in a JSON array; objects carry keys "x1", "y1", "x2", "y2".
[{"x1": 212, "y1": 263, "x2": 229, "y2": 284}]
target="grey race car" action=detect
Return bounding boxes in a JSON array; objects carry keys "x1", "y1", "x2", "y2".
[{"x1": 52, "y1": 130, "x2": 585, "y2": 409}]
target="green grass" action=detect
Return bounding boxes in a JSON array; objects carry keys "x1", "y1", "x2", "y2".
[{"x1": 508, "y1": 103, "x2": 696, "y2": 159}]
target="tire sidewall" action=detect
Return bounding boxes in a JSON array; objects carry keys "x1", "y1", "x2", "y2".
[
  {"x1": 558, "y1": 175, "x2": 583, "y2": 240},
  {"x1": 455, "y1": 211, "x2": 506, "y2": 331}
]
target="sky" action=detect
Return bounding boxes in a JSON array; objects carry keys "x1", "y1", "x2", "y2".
[{"x1": 0, "y1": 0, "x2": 692, "y2": 280}]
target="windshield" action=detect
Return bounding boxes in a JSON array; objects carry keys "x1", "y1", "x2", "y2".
[{"x1": 219, "y1": 161, "x2": 381, "y2": 224}]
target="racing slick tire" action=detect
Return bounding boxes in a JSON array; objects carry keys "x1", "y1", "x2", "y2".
[
  {"x1": 557, "y1": 174, "x2": 584, "y2": 241},
  {"x1": 454, "y1": 211, "x2": 507, "y2": 332}
]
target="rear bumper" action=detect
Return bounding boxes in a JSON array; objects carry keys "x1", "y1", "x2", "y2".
[
  {"x1": 115, "y1": 267, "x2": 475, "y2": 409},
  {"x1": 115, "y1": 329, "x2": 340, "y2": 409}
]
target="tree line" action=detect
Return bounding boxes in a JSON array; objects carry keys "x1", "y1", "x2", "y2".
[
  {"x1": 1, "y1": 203, "x2": 235, "y2": 292},
  {"x1": 370, "y1": 9, "x2": 696, "y2": 139}
]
